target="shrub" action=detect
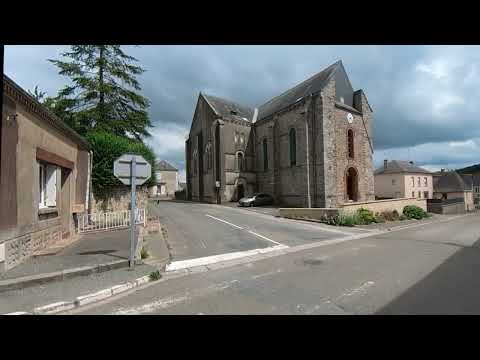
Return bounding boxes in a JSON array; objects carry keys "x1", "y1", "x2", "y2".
[
  {"x1": 140, "y1": 246, "x2": 149, "y2": 259},
  {"x1": 356, "y1": 208, "x2": 376, "y2": 225},
  {"x1": 403, "y1": 205, "x2": 427, "y2": 220},
  {"x1": 149, "y1": 270, "x2": 161, "y2": 281},
  {"x1": 399, "y1": 214, "x2": 408, "y2": 221},
  {"x1": 375, "y1": 212, "x2": 386, "y2": 223},
  {"x1": 337, "y1": 213, "x2": 357, "y2": 227},
  {"x1": 85, "y1": 131, "x2": 157, "y2": 194},
  {"x1": 379, "y1": 210, "x2": 400, "y2": 222}
]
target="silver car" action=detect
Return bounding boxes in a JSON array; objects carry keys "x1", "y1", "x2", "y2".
[{"x1": 238, "y1": 193, "x2": 274, "y2": 207}]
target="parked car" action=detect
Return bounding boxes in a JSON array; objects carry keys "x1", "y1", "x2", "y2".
[{"x1": 238, "y1": 193, "x2": 274, "y2": 207}]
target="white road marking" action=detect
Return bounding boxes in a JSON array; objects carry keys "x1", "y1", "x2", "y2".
[
  {"x1": 166, "y1": 244, "x2": 288, "y2": 272},
  {"x1": 247, "y1": 230, "x2": 283, "y2": 246},
  {"x1": 336, "y1": 281, "x2": 375, "y2": 300},
  {"x1": 205, "y1": 214, "x2": 244, "y2": 229},
  {"x1": 251, "y1": 269, "x2": 283, "y2": 280},
  {"x1": 112, "y1": 279, "x2": 238, "y2": 315}
]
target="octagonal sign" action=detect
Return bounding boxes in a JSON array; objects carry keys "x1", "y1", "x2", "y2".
[{"x1": 113, "y1": 154, "x2": 152, "y2": 186}]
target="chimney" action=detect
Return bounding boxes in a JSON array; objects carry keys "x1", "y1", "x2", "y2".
[{"x1": 384, "y1": 159, "x2": 388, "y2": 169}]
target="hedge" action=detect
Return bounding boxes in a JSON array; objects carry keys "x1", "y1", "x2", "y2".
[{"x1": 86, "y1": 131, "x2": 157, "y2": 194}]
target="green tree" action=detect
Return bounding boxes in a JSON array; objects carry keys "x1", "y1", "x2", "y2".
[{"x1": 48, "y1": 45, "x2": 152, "y2": 140}]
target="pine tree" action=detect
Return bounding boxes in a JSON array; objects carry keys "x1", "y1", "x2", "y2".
[{"x1": 48, "y1": 45, "x2": 152, "y2": 140}]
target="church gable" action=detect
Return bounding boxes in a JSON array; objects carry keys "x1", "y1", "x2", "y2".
[{"x1": 334, "y1": 61, "x2": 354, "y2": 107}]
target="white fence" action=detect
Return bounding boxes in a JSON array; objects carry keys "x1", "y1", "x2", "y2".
[{"x1": 77, "y1": 208, "x2": 146, "y2": 233}]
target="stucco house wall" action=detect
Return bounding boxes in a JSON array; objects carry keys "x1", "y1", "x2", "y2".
[{"x1": 0, "y1": 76, "x2": 90, "y2": 272}]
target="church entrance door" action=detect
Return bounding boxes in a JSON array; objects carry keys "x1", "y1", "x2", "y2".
[{"x1": 346, "y1": 167, "x2": 358, "y2": 202}]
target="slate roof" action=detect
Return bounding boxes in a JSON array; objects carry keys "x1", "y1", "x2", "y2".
[
  {"x1": 374, "y1": 160, "x2": 431, "y2": 175},
  {"x1": 457, "y1": 163, "x2": 480, "y2": 185},
  {"x1": 202, "y1": 93, "x2": 254, "y2": 122},
  {"x1": 434, "y1": 171, "x2": 473, "y2": 192},
  {"x1": 257, "y1": 60, "x2": 341, "y2": 120},
  {"x1": 3, "y1": 74, "x2": 90, "y2": 150},
  {"x1": 155, "y1": 160, "x2": 178, "y2": 171}
]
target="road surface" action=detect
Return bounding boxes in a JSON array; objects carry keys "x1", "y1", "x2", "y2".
[{"x1": 69, "y1": 206, "x2": 480, "y2": 315}]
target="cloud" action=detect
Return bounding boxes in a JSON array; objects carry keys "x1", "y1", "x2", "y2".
[{"x1": 5, "y1": 45, "x2": 480, "y2": 178}]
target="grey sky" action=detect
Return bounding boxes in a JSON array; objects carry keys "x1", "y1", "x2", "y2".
[{"x1": 5, "y1": 45, "x2": 480, "y2": 181}]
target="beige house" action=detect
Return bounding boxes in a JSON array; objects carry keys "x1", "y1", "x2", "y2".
[
  {"x1": 152, "y1": 160, "x2": 178, "y2": 197},
  {"x1": 374, "y1": 160, "x2": 433, "y2": 200},
  {"x1": 433, "y1": 170, "x2": 474, "y2": 212},
  {"x1": 457, "y1": 164, "x2": 480, "y2": 209},
  {"x1": 1, "y1": 75, "x2": 91, "y2": 272}
]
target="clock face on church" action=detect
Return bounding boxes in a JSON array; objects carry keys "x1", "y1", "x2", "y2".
[{"x1": 346, "y1": 113, "x2": 353, "y2": 124}]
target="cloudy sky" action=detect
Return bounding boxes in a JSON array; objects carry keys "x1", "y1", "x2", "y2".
[{"x1": 5, "y1": 45, "x2": 480, "y2": 181}]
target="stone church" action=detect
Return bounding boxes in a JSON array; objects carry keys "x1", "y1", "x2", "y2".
[{"x1": 185, "y1": 60, "x2": 375, "y2": 208}]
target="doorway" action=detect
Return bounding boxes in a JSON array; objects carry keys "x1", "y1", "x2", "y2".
[
  {"x1": 237, "y1": 183, "x2": 245, "y2": 200},
  {"x1": 346, "y1": 167, "x2": 358, "y2": 202}
]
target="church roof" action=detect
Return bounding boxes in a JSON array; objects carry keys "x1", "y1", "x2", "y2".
[
  {"x1": 374, "y1": 160, "x2": 431, "y2": 175},
  {"x1": 155, "y1": 160, "x2": 178, "y2": 171},
  {"x1": 257, "y1": 60, "x2": 341, "y2": 120},
  {"x1": 202, "y1": 93, "x2": 254, "y2": 122},
  {"x1": 434, "y1": 171, "x2": 473, "y2": 192},
  {"x1": 457, "y1": 163, "x2": 480, "y2": 185}
]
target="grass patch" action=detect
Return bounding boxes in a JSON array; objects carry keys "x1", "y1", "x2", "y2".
[{"x1": 149, "y1": 270, "x2": 161, "y2": 281}]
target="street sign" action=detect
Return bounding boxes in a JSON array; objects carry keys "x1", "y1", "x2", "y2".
[
  {"x1": 113, "y1": 154, "x2": 152, "y2": 268},
  {"x1": 113, "y1": 154, "x2": 151, "y2": 185}
]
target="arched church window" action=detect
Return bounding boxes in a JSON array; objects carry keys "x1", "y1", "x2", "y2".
[
  {"x1": 289, "y1": 128, "x2": 296, "y2": 166},
  {"x1": 236, "y1": 151, "x2": 245, "y2": 172},
  {"x1": 193, "y1": 150, "x2": 198, "y2": 176},
  {"x1": 263, "y1": 138, "x2": 268, "y2": 171},
  {"x1": 347, "y1": 129, "x2": 354, "y2": 159}
]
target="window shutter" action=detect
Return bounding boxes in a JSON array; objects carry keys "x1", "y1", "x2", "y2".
[{"x1": 46, "y1": 165, "x2": 57, "y2": 207}]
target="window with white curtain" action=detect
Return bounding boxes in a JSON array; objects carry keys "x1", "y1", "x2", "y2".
[{"x1": 38, "y1": 162, "x2": 58, "y2": 208}]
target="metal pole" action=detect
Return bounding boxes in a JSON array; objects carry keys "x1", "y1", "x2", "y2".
[
  {"x1": 305, "y1": 116, "x2": 312, "y2": 208},
  {"x1": 130, "y1": 156, "x2": 136, "y2": 268}
]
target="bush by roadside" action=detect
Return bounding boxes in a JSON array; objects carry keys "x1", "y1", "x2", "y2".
[
  {"x1": 318, "y1": 206, "x2": 429, "y2": 227},
  {"x1": 403, "y1": 205, "x2": 428, "y2": 220}
]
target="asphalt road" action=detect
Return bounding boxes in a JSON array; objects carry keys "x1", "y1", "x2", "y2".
[
  {"x1": 148, "y1": 200, "x2": 360, "y2": 261},
  {"x1": 70, "y1": 210, "x2": 480, "y2": 315}
]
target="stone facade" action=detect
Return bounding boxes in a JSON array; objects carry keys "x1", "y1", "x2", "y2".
[
  {"x1": 186, "y1": 61, "x2": 375, "y2": 208},
  {"x1": 92, "y1": 186, "x2": 149, "y2": 213}
]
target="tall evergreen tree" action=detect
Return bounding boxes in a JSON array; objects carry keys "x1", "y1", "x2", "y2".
[{"x1": 48, "y1": 45, "x2": 152, "y2": 140}]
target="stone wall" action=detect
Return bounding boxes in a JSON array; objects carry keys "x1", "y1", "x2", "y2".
[
  {"x1": 278, "y1": 207, "x2": 340, "y2": 221},
  {"x1": 1, "y1": 218, "x2": 62, "y2": 271},
  {"x1": 340, "y1": 198, "x2": 427, "y2": 215},
  {"x1": 92, "y1": 186, "x2": 150, "y2": 213}
]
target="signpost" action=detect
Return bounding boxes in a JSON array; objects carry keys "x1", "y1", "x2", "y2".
[{"x1": 113, "y1": 154, "x2": 151, "y2": 268}]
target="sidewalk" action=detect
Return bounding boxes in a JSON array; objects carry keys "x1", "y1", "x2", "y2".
[
  {"x1": 0, "y1": 222, "x2": 171, "y2": 314},
  {"x1": 0, "y1": 230, "x2": 132, "y2": 281}
]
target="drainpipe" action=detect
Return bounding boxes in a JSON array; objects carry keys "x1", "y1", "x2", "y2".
[
  {"x1": 304, "y1": 102, "x2": 312, "y2": 208},
  {"x1": 86, "y1": 150, "x2": 93, "y2": 216}
]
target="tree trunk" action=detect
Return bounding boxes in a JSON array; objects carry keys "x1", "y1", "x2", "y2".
[{"x1": 98, "y1": 45, "x2": 105, "y2": 121}]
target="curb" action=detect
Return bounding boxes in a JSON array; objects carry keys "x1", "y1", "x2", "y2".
[
  {"x1": 3, "y1": 274, "x2": 154, "y2": 315},
  {"x1": 0, "y1": 259, "x2": 132, "y2": 293}
]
